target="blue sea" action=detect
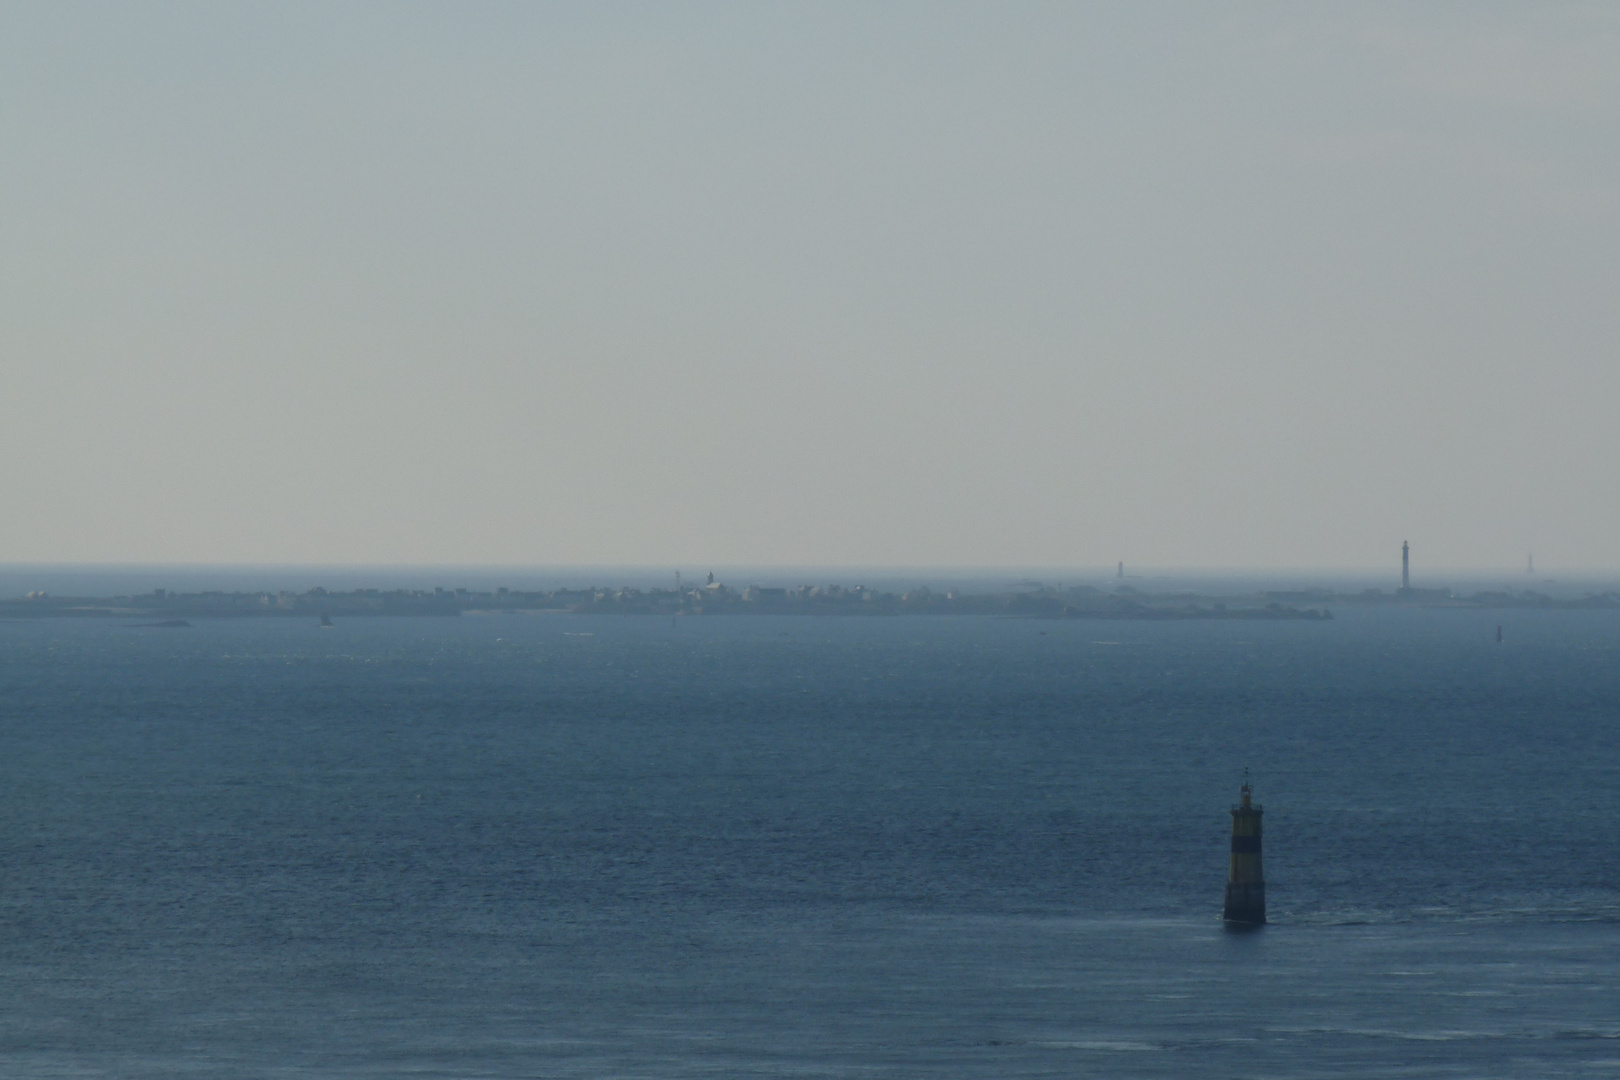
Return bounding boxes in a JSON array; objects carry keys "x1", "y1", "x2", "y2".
[{"x1": 2, "y1": 605, "x2": 1619, "y2": 1077}]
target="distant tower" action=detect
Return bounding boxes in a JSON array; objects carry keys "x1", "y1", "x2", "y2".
[
  {"x1": 1223, "y1": 780, "x2": 1266, "y2": 924},
  {"x1": 1401, "y1": 541, "x2": 1410, "y2": 591},
  {"x1": 1117, "y1": 561, "x2": 1124, "y2": 580},
  {"x1": 1527, "y1": 553, "x2": 1534, "y2": 575}
]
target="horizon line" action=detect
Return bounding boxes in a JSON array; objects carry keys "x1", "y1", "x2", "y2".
[{"x1": 0, "y1": 560, "x2": 1612, "y2": 577}]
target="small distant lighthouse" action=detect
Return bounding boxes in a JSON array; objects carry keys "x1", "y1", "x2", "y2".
[
  {"x1": 1401, "y1": 541, "x2": 1410, "y2": 591},
  {"x1": 1223, "y1": 781, "x2": 1266, "y2": 924}
]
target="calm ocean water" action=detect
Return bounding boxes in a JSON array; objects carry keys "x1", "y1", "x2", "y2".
[{"x1": 2, "y1": 608, "x2": 1618, "y2": 1077}]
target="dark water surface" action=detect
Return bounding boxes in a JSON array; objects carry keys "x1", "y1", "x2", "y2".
[{"x1": 2, "y1": 610, "x2": 1618, "y2": 1077}]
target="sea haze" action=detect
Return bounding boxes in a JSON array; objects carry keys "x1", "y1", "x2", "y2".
[{"x1": 2, "y1": 607, "x2": 1618, "y2": 1077}]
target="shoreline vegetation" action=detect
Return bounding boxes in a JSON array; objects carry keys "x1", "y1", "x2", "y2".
[{"x1": 3, "y1": 579, "x2": 1616, "y2": 622}]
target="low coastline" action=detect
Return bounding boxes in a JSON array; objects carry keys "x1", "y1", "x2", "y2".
[{"x1": 4, "y1": 578, "x2": 1613, "y2": 621}]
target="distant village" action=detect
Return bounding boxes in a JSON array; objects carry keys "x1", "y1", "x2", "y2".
[{"x1": 3, "y1": 574, "x2": 1616, "y2": 622}]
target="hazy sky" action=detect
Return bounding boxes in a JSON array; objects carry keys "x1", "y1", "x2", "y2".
[{"x1": 3, "y1": 2, "x2": 1616, "y2": 570}]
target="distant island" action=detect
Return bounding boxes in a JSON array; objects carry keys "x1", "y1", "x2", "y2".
[{"x1": 4, "y1": 578, "x2": 1615, "y2": 621}]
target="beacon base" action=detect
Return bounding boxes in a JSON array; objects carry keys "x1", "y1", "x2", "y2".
[{"x1": 1223, "y1": 882, "x2": 1266, "y2": 925}]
